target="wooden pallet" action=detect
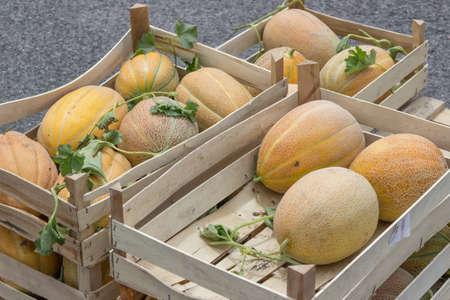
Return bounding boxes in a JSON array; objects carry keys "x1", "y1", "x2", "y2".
[
  {"x1": 110, "y1": 63, "x2": 450, "y2": 300},
  {"x1": 0, "y1": 4, "x2": 288, "y2": 300}
]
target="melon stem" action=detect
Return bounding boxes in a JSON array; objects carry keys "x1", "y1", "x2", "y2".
[
  {"x1": 231, "y1": 215, "x2": 274, "y2": 237},
  {"x1": 253, "y1": 176, "x2": 263, "y2": 182}
]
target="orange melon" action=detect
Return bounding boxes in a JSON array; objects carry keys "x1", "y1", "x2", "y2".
[
  {"x1": 37, "y1": 86, "x2": 127, "y2": 156},
  {"x1": 320, "y1": 45, "x2": 395, "y2": 99},
  {"x1": 115, "y1": 52, "x2": 179, "y2": 99},
  {"x1": 118, "y1": 97, "x2": 199, "y2": 166},
  {"x1": 256, "y1": 100, "x2": 365, "y2": 193},
  {"x1": 263, "y1": 9, "x2": 339, "y2": 68},
  {"x1": 274, "y1": 167, "x2": 378, "y2": 264},
  {"x1": 372, "y1": 268, "x2": 413, "y2": 299},
  {"x1": 0, "y1": 131, "x2": 58, "y2": 216},
  {"x1": 350, "y1": 134, "x2": 448, "y2": 222},
  {"x1": 176, "y1": 67, "x2": 252, "y2": 130}
]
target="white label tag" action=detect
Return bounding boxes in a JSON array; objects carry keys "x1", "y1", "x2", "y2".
[{"x1": 389, "y1": 213, "x2": 411, "y2": 247}]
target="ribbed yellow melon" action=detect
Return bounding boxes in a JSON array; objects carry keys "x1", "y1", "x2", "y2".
[
  {"x1": 176, "y1": 67, "x2": 252, "y2": 130},
  {"x1": 350, "y1": 134, "x2": 448, "y2": 222},
  {"x1": 372, "y1": 268, "x2": 413, "y2": 299},
  {"x1": 0, "y1": 226, "x2": 60, "y2": 293},
  {"x1": 263, "y1": 9, "x2": 339, "y2": 68},
  {"x1": 115, "y1": 52, "x2": 179, "y2": 99},
  {"x1": 256, "y1": 100, "x2": 365, "y2": 193},
  {"x1": 274, "y1": 167, "x2": 378, "y2": 264},
  {"x1": 320, "y1": 45, "x2": 395, "y2": 99},
  {"x1": 37, "y1": 86, "x2": 127, "y2": 156},
  {"x1": 57, "y1": 147, "x2": 131, "y2": 288},
  {"x1": 118, "y1": 97, "x2": 199, "y2": 166},
  {"x1": 0, "y1": 131, "x2": 58, "y2": 216},
  {"x1": 249, "y1": 47, "x2": 305, "y2": 96},
  {"x1": 401, "y1": 226, "x2": 449, "y2": 276}
]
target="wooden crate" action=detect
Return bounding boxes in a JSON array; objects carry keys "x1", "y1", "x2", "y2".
[
  {"x1": 0, "y1": 4, "x2": 288, "y2": 300},
  {"x1": 109, "y1": 62, "x2": 450, "y2": 300}
]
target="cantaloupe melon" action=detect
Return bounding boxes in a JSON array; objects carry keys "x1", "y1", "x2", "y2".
[
  {"x1": 256, "y1": 100, "x2": 365, "y2": 193},
  {"x1": 263, "y1": 9, "x2": 339, "y2": 68},
  {"x1": 38, "y1": 86, "x2": 127, "y2": 156},
  {"x1": 0, "y1": 131, "x2": 58, "y2": 216},
  {"x1": 350, "y1": 134, "x2": 448, "y2": 222},
  {"x1": 320, "y1": 45, "x2": 395, "y2": 100},
  {"x1": 372, "y1": 268, "x2": 413, "y2": 299},
  {"x1": 273, "y1": 167, "x2": 379, "y2": 264},
  {"x1": 249, "y1": 47, "x2": 305, "y2": 96},
  {"x1": 176, "y1": 67, "x2": 252, "y2": 130},
  {"x1": 118, "y1": 97, "x2": 199, "y2": 165},
  {"x1": 115, "y1": 52, "x2": 179, "y2": 99}
]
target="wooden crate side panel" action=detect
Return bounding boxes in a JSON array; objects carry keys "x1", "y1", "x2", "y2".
[
  {"x1": 81, "y1": 228, "x2": 110, "y2": 268},
  {"x1": 396, "y1": 244, "x2": 450, "y2": 300},
  {"x1": 87, "y1": 280, "x2": 120, "y2": 300},
  {"x1": 112, "y1": 221, "x2": 288, "y2": 300},
  {"x1": 431, "y1": 279, "x2": 450, "y2": 300},
  {"x1": 0, "y1": 280, "x2": 36, "y2": 300},
  {"x1": 402, "y1": 96, "x2": 446, "y2": 120},
  {"x1": 216, "y1": 19, "x2": 267, "y2": 55},
  {"x1": 0, "y1": 253, "x2": 85, "y2": 300},
  {"x1": 0, "y1": 31, "x2": 132, "y2": 126},
  {"x1": 313, "y1": 171, "x2": 450, "y2": 300}
]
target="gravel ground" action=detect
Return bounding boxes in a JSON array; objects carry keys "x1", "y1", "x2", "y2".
[{"x1": 1, "y1": 0, "x2": 448, "y2": 132}]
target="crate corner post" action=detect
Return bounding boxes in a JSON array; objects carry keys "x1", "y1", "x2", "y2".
[
  {"x1": 297, "y1": 61, "x2": 320, "y2": 105},
  {"x1": 130, "y1": 3, "x2": 150, "y2": 52},
  {"x1": 271, "y1": 53, "x2": 284, "y2": 85},
  {"x1": 412, "y1": 19, "x2": 425, "y2": 48},
  {"x1": 287, "y1": 264, "x2": 316, "y2": 300}
]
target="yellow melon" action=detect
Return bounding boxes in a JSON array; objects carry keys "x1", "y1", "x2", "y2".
[
  {"x1": 273, "y1": 167, "x2": 378, "y2": 264},
  {"x1": 256, "y1": 100, "x2": 365, "y2": 193},
  {"x1": 350, "y1": 134, "x2": 448, "y2": 222},
  {"x1": 115, "y1": 52, "x2": 179, "y2": 99},
  {"x1": 37, "y1": 86, "x2": 127, "y2": 156}
]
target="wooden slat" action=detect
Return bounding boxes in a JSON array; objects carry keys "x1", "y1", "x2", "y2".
[
  {"x1": 0, "y1": 31, "x2": 132, "y2": 126},
  {"x1": 123, "y1": 91, "x2": 297, "y2": 227},
  {"x1": 88, "y1": 280, "x2": 120, "y2": 300},
  {"x1": 431, "y1": 279, "x2": 450, "y2": 300},
  {"x1": 0, "y1": 253, "x2": 85, "y2": 300},
  {"x1": 433, "y1": 109, "x2": 450, "y2": 126},
  {"x1": 112, "y1": 221, "x2": 288, "y2": 300},
  {"x1": 0, "y1": 169, "x2": 77, "y2": 228},
  {"x1": 342, "y1": 195, "x2": 450, "y2": 300},
  {"x1": 82, "y1": 228, "x2": 110, "y2": 268},
  {"x1": 379, "y1": 65, "x2": 428, "y2": 109},
  {"x1": 320, "y1": 88, "x2": 450, "y2": 150},
  {"x1": 313, "y1": 171, "x2": 450, "y2": 300},
  {"x1": 397, "y1": 244, "x2": 450, "y2": 300},
  {"x1": 401, "y1": 96, "x2": 446, "y2": 120},
  {"x1": 297, "y1": 61, "x2": 320, "y2": 104},
  {"x1": 130, "y1": 4, "x2": 149, "y2": 51},
  {"x1": 353, "y1": 41, "x2": 428, "y2": 102},
  {"x1": 0, "y1": 280, "x2": 36, "y2": 300}
]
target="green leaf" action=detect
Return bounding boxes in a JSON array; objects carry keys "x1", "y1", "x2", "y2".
[
  {"x1": 151, "y1": 99, "x2": 198, "y2": 123},
  {"x1": 336, "y1": 35, "x2": 351, "y2": 53},
  {"x1": 175, "y1": 20, "x2": 198, "y2": 49},
  {"x1": 344, "y1": 46, "x2": 377, "y2": 75},
  {"x1": 53, "y1": 145, "x2": 83, "y2": 176},
  {"x1": 96, "y1": 108, "x2": 118, "y2": 131},
  {"x1": 133, "y1": 32, "x2": 156, "y2": 58},
  {"x1": 183, "y1": 55, "x2": 201, "y2": 73},
  {"x1": 387, "y1": 45, "x2": 408, "y2": 61},
  {"x1": 264, "y1": 206, "x2": 276, "y2": 229},
  {"x1": 200, "y1": 224, "x2": 239, "y2": 242},
  {"x1": 102, "y1": 130, "x2": 122, "y2": 146},
  {"x1": 82, "y1": 152, "x2": 107, "y2": 182}
]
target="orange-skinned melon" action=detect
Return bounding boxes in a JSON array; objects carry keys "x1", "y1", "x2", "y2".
[
  {"x1": 256, "y1": 100, "x2": 365, "y2": 193},
  {"x1": 0, "y1": 131, "x2": 58, "y2": 216},
  {"x1": 176, "y1": 67, "x2": 252, "y2": 130},
  {"x1": 263, "y1": 9, "x2": 339, "y2": 68},
  {"x1": 115, "y1": 52, "x2": 179, "y2": 99},
  {"x1": 37, "y1": 86, "x2": 127, "y2": 156},
  {"x1": 320, "y1": 45, "x2": 395, "y2": 99},
  {"x1": 274, "y1": 167, "x2": 379, "y2": 264},
  {"x1": 350, "y1": 134, "x2": 448, "y2": 222}
]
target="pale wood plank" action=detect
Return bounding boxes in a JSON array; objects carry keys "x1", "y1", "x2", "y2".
[
  {"x1": 130, "y1": 4, "x2": 149, "y2": 51},
  {"x1": 88, "y1": 280, "x2": 120, "y2": 300},
  {"x1": 112, "y1": 221, "x2": 288, "y2": 300},
  {"x1": 354, "y1": 41, "x2": 428, "y2": 102},
  {"x1": 287, "y1": 265, "x2": 315, "y2": 300},
  {"x1": 0, "y1": 280, "x2": 36, "y2": 300},
  {"x1": 433, "y1": 109, "x2": 450, "y2": 126},
  {"x1": 297, "y1": 61, "x2": 320, "y2": 105},
  {"x1": 402, "y1": 96, "x2": 445, "y2": 120},
  {"x1": 82, "y1": 228, "x2": 110, "y2": 268},
  {"x1": 397, "y1": 244, "x2": 450, "y2": 300},
  {"x1": 412, "y1": 19, "x2": 425, "y2": 48},
  {"x1": 379, "y1": 65, "x2": 428, "y2": 110},
  {"x1": 431, "y1": 279, "x2": 450, "y2": 300}
]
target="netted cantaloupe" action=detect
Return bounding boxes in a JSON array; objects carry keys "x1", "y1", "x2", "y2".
[
  {"x1": 372, "y1": 268, "x2": 413, "y2": 300},
  {"x1": 350, "y1": 134, "x2": 448, "y2": 222},
  {"x1": 0, "y1": 226, "x2": 61, "y2": 293},
  {"x1": 263, "y1": 9, "x2": 339, "y2": 68},
  {"x1": 248, "y1": 47, "x2": 305, "y2": 96},
  {"x1": 38, "y1": 86, "x2": 127, "y2": 156},
  {"x1": 274, "y1": 167, "x2": 379, "y2": 264},
  {"x1": 256, "y1": 100, "x2": 365, "y2": 193},
  {"x1": 115, "y1": 52, "x2": 179, "y2": 99},
  {"x1": 56, "y1": 147, "x2": 132, "y2": 288},
  {"x1": 0, "y1": 131, "x2": 58, "y2": 216},
  {"x1": 320, "y1": 45, "x2": 395, "y2": 100},
  {"x1": 401, "y1": 226, "x2": 449, "y2": 276},
  {"x1": 176, "y1": 67, "x2": 252, "y2": 130}
]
